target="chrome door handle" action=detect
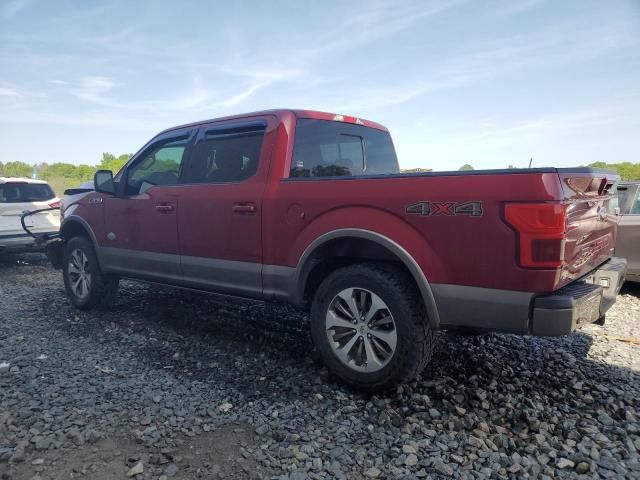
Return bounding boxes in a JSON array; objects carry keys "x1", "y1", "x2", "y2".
[
  {"x1": 155, "y1": 203, "x2": 175, "y2": 213},
  {"x1": 232, "y1": 203, "x2": 256, "y2": 214}
]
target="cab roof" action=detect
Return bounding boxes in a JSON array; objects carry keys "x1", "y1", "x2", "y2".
[{"x1": 156, "y1": 109, "x2": 389, "y2": 137}]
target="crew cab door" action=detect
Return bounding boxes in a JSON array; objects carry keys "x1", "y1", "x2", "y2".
[
  {"x1": 176, "y1": 116, "x2": 276, "y2": 297},
  {"x1": 101, "y1": 129, "x2": 195, "y2": 281}
]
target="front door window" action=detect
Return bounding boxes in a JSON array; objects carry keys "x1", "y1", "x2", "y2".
[{"x1": 125, "y1": 140, "x2": 188, "y2": 195}]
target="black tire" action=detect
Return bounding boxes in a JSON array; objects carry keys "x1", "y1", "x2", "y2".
[
  {"x1": 310, "y1": 262, "x2": 437, "y2": 392},
  {"x1": 62, "y1": 236, "x2": 119, "y2": 310}
]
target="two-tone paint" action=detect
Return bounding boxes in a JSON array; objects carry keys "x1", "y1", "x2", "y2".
[{"x1": 60, "y1": 109, "x2": 622, "y2": 334}]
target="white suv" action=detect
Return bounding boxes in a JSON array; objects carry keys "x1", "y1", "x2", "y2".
[{"x1": 0, "y1": 177, "x2": 61, "y2": 254}]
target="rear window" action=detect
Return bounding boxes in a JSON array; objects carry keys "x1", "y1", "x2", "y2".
[
  {"x1": 0, "y1": 183, "x2": 55, "y2": 203},
  {"x1": 290, "y1": 119, "x2": 399, "y2": 178}
]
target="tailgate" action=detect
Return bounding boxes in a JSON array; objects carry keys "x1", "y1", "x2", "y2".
[
  {"x1": 558, "y1": 171, "x2": 619, "y2": 285},
  {"x1": 0, "y1": 201, "x2": 60, "y2": 235},
  {"x1": 0, "y1": 203, "x2": 32, "y2": 234}
]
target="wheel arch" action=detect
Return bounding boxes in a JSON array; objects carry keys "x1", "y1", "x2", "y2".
[
  {"x1": 295, "y1": 229, "x2": 440, "y2": 328},
  {"x1": 60, "y1": 216, "x2": 103, "y2": 269}
]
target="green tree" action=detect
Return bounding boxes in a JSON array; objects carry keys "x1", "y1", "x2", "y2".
[
  {"x1": 100, "y1": 152, "x2": 132, "y2": 173},
  {"x1": 459, "y1": 164, "x2": 474, "y2": 171},
  {"x1": 588, "y1": 162, "x2": 640, "y2": 180},
  {"x1": 0, "y1": 161, "x2": 33, "y2": 177}
]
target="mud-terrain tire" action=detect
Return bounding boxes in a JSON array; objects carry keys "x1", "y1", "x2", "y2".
[
  {"x1": 62, "y1": 236, "x2": 119, "y2": 310},
  {"x1": 310, "y1": 262, "x2": 436, "y2": 392}
]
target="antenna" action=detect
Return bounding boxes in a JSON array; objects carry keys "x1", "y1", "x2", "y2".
[{"x1": 528, "y1": 157, "x2": 533, "y2": 168}]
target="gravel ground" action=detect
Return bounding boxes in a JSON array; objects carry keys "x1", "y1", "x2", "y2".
[{"x1": 1, "y1": 254, "x2": 639, "y2": 480}]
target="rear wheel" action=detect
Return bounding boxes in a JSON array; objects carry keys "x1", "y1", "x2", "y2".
[
  {"x1": 310, "y1": 263, "x2": 436, "y2": 392},
  {"x1": 62, "y1": 236, "x2": 118, "y2": 310}
]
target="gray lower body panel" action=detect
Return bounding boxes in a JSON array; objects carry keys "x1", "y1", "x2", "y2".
[
  {"x1": 99, "y1": 246, "x2": 291, "y2": 300},
  {"x1": 434, "y1": 257, "x2": 627, "y2": 336},
  {"x1": 432, "y1": 284, "x2": 533, "y2": 334},
  {"x1": 102, "y1": 247, "x2": 182, "y2": 283},
  {"x1": 262, "y1": 264, "x2": 297, "y2": 302},
  {"x1": 181, "y1": 255, "x2": 262, "y2": 297}
]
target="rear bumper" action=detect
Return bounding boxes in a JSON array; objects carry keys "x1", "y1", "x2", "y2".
[
  {"x1": 531, "y1": 257, "x2": 627, "y2": 336},
  {"x1": 0, "y1": 232, "x2": 58, "y2": 253},
  {"x1": 433, "y1": 257, "x2": 627, "y2": 336}
]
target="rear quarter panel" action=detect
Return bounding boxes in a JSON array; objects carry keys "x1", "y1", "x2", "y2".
[{"x1": 263, "y1": 171, "x2": 566, "y2": 293}]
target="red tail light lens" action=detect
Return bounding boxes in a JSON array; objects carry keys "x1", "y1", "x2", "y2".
[
  {"x1": 504, "y1": 203, "x2": 566, "y2": 268},
  {"x1": 48, "y1": 200, "x2": 61, "y2": 208}
]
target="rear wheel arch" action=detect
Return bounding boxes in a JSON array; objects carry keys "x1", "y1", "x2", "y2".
[{"x1": 296, "y1": 229, "x2": 440, "y2": 329}]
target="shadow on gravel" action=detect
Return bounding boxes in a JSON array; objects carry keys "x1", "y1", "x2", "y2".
[
  {"x1": 3, "y1": 256, "x2": 639, "y2": 477},
  {"x1": 621, "y1": 280, "x2": 640, "y2": 298},
  {"x1": 0, "y1": 252, "x2": 49, "y2": 269},
  {"x1": 69, "y1": 281, "x2": 321, "y2": 400},
  {"x1": 82, "y1": 279, "x2": 640, "y2": 406}
]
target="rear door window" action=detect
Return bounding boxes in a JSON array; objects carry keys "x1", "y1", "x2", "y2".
[
  {"x1": 290, "y1": 119, "x2": 399, "y2": 178},
  {"x1": 183, "y1": 124, "x2": 265, "y2": 184},
  {"x1": 0, "y1": 183, "x2": 55, "y2": 203}
]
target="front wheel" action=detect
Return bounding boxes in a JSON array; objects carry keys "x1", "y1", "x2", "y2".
[
  {"x1": 310, "y1": 263, "x2": 436, "y2": 392},
  {"x1": 62, "y1": 236, "x2": 119, "y2": 310}
]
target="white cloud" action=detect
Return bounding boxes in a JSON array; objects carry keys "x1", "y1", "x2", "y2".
[
  {"x1": 220, "y1": 83, "x2": 265, "y2": 108},
  {"x1": 0, "y1": 87, "x2": 19, "y2": 97},
  {"x1": 72, "y1": 76, "x2": 117, "y2": 105}
]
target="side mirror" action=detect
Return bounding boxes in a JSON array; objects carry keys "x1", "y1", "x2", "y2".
[{"x1": 94, "y1": 169, "x2": 115, "y2": 195}]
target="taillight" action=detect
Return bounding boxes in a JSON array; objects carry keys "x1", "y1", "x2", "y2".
[
  {"x1": 49, "y1": 200, "x2": 61, "y2": 208},
  {"x1": 504, "y1": 203, "x2": 566, "y2": 268}
]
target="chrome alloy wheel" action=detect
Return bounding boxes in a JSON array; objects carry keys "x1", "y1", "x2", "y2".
[
  {"x1": 325, "y1": 287, "x2": 397, "y2": 373},
  {"x1": 67, "y1": 248, "x2": 91, "y2": 299}
]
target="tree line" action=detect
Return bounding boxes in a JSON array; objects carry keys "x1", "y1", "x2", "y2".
[
  {"x1": 457, "y1": 162, "x2": 640, "y2": 179},
  {"x1": 0, "y1": 153, "x2": 131, "y2": 195},
  {"x1": 1, "y1": 157, "x2": 639, "y2": 196},
  {"x1": 586, "y1": 162, "x2": 640, "y2": 181}
]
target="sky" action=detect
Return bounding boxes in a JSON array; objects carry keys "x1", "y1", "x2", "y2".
[{"x1": 0, "y1": 0, "x2": 639, "y2": 171}]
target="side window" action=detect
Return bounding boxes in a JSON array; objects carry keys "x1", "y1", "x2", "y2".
[
  {"x1": 290, "y1": 119, "x2": 399, "y2": 178},
  {"x1": 184, "y1": 125, "x2": 265, "y2": 184},
  {"x1": 631, "y1": 189, "x2": 640, "y2": 215},
  {"x1": 0, "y1": 183, "x2": 55, "y2": 203},
  {"x1": 125, "y1": 139, "x2": 188, "y2": 195}
]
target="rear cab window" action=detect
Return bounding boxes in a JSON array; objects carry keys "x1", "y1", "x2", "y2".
[
  {"x1": 290, "y1": 119, "x2": 399, "y2": 178},
  {"x1": 0, "y1": 183, "x2": 55, "y2": 203}
]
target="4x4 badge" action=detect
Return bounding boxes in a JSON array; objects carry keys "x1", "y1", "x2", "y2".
[{"x1": 406, "y1": 201, "x2": 483, "y2": 217}]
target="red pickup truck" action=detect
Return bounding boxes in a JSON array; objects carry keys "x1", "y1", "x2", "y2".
[{"x1": 57, "y1": 109, "x2": 626, "y2": 391}]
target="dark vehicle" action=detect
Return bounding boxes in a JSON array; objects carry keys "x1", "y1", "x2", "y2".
[
  {"x1": 50, "y1": 109, "x2": 626, "y2": 391},
  {"x1": 616, "y1": 182, "x2": 640, "y2": 282}
]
